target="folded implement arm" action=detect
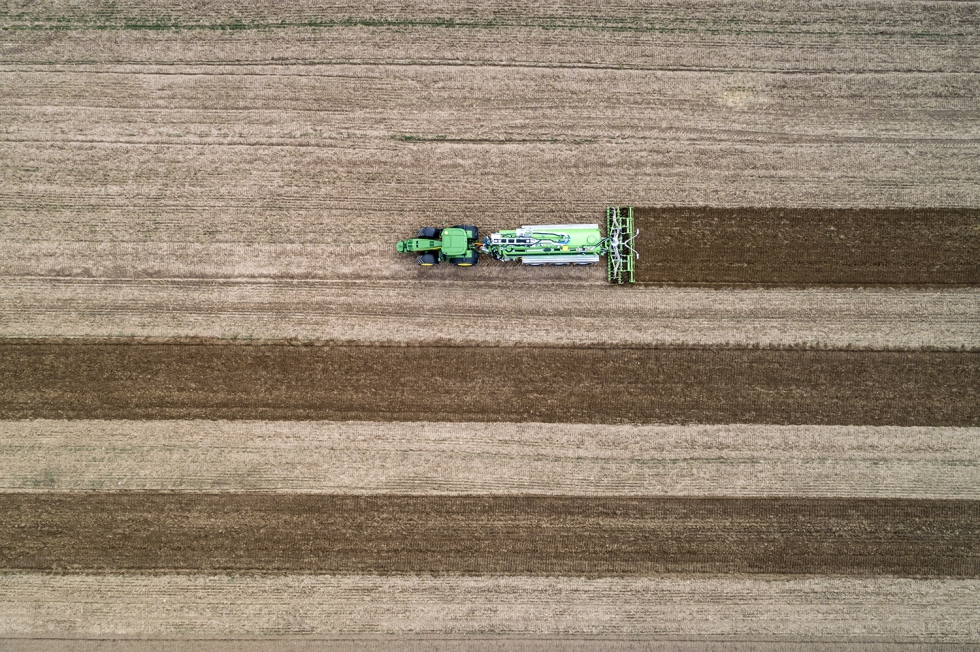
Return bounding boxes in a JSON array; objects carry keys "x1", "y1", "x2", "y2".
[
  {"x1": 605, "y1": 206, "x2": 638, "y2": 284},
  {"x1": 480, "y1": 224, "x2": 604, "y2": 265}
]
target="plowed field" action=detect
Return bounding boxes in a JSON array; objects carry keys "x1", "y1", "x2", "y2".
[
  {"x1": 2, "y1": 341, "x2": 978, "y2": 425},
  {"x1": 1, "y1": 0, "x2": 979, "y2": 647},
  {"x1": 4, "y1": 494, "x2": 978, "y2": 576},
  {"x1": 634, "y1": 208, "x2": 980, "y2": 285}
]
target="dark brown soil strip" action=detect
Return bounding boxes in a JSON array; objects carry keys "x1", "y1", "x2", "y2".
[
  {"x1": 2, "y1": 494, "x2": 977, "y2": 577},
  {"x1": 633, "y1": 207, "x2": 980, "y2": 285},
  {"x1": 2, "y1": 341, "x2": 977, "y2": 425}
]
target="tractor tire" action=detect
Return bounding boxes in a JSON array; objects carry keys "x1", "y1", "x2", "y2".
[
  {"x1": 452, "y1": 225, "x2": 479, "y2": 240},
  {"x1": 417, "y1": 253, "x2": 438, "y2": 266},
  {"x1": 416, "y1": 227, "x2": 442, "y2": 239},
  {"x1": 450, "y1": 252, "x2": 478, "y2": 267}
]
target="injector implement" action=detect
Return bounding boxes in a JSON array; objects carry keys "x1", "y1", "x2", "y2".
[{"x1": 395, "y1": 206, "x2": 638, "y2": 284}]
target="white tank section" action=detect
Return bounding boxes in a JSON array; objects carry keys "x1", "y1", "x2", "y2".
[
  {"x1": 521, "y1": 254, "x2": 600, "y2": 265},
  {"x1": 482, "y1": 222, "x2": 609, "y2": 268}
]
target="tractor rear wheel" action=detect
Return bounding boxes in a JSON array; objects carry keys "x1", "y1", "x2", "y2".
[
  {"x1": 452, "y1": 225, "x2": 479, "y2": 240},
  {"x1": 450, "y1": 252, "x2": 478, "y2": 266}
]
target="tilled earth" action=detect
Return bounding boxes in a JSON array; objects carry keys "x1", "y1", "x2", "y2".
[
  {"x1": 1, "y1": 341, "x2": 978, "y2": 425},
  {"x1": 634, "y1": 208, "x2": 980, "y2": 285},
  {"x1": 4, "y1": 494, "x2": 978, "y2": 576}
]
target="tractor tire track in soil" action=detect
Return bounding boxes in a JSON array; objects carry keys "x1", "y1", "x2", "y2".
[
  {"x1": 3, "y1": 494, "x2": 978, "y2": 577},
  {"x1": 634, "y1": 208, "x2": 980, "y2": 285},
  {"x1": 2, "y1": 341, "x2": 977, "y2": 425}
]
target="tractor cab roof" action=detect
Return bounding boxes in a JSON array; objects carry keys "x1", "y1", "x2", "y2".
[{"x1": 439, "y1": 228, "x2": 469, "y2": 257}]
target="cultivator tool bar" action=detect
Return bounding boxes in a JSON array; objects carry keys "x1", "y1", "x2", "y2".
[{"x1": 605, "y1": 206, "x2": 638, "y2": 284}]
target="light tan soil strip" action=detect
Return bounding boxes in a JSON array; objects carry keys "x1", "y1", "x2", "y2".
[
  {"x1": 3, "y1": 421, "x2": 978, "y2": 498},
  {"x1": 2, "y1": 494, "x2": 977, "y2": 576},
  {"x1": 2, "y1": 341, "x2": 977, "y2": 425},
  {"x1": 3, "y1": 642, "x2": 978, "y2": 652},
  {"x1": 4, "y1": 279, "x2": 979, "y2": 350},
  {"x1": 2, "y1": 1, "x2": 977, "y2": 74},
  {"x1": 1, "y1": 574, "x2": 978, "y2": 639},
  {"x1": 634, "y1": 208, "x2": 980, "y2": 285}
]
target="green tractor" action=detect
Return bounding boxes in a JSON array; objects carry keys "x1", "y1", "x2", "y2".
[
  {"x1": 396, "y1": 206, "x2": 637, "y2": 283},
  {"x1": 395, "y1": 224, "x2": 481, "y2": 267}
]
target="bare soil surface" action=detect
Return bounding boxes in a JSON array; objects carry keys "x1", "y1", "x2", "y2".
[
  {"x1": 2, "y1": 494, "x2": 977, "y2": 576},
  {"x1": 2, "y1": 0, "x2": 979, "y2": 641},
  {"x1": 5, "y1": 279, "x2": 980, "y2": 349},
  {"x1": 635, "y1": 208, "x2": 980, "y2": 285},
  {"x1": 4, "y1": 643, "x2": 980, "y2": 652},
  {"x1": 4, "y1": 421, "x2": 977, "y2": 498},
  {"x1": 4, "y1": 1, "x2": 978, "y2": 74},
  {"x1": 3, "y1": 575, "x2": 978, "y2": 639},
  {"x1": 1, "y1": 341, "x2": 978, "y2": 425}
]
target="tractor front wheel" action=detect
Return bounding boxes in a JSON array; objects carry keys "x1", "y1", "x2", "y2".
[{"x1": 417, "y1": 253, "x2": 438, "y2": 266}]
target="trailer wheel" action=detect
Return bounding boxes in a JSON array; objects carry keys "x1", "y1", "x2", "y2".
[{"x1": 417, "y1": 254, "x2": 437, "y2": 266}]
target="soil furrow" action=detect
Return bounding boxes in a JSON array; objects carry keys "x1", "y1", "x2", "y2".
[
  {"x1": 1, "y1": 494, "x2": 977, "y2": 576},
  {"x1": 1, "y1": 341, "x2": 977, "y2": 425}
]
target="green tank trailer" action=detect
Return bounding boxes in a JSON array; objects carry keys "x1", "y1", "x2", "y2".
[{"x1": 395, "y1": 206, "x2": 638, "y2": 284}]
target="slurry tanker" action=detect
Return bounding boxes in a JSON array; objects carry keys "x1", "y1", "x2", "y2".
[{"x1": 395, "y1": 206, "x2": 638, "y2": 284}]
